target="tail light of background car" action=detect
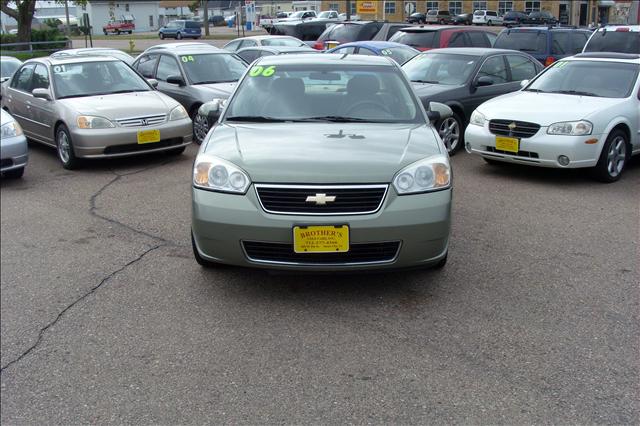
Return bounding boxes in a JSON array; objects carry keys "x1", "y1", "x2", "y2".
[
  {"x1": 544, "y1": 56, "x2": 556, "y2": 66},
  {"x1": 615, "y1": 27, "x2": 630, "y2": 31}
]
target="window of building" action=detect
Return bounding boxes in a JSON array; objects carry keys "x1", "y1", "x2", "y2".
[
  {"x1": 426, "y1": 1, "x2": 439, "y2": 12},
  {"x1": 498, "y1": 1, "x2": 513, "y2": 15},
  {"x1": 125, "y1": 4, "x2": 129, "y2": 12},
  {"x1": 525, "y1": 1, "x2": 541, "y2": 12},
  {"x1": 350, "y1": 2, "x2": 356, "y2": 15},
  {"x1": 328, "y1": 2, "x2": 340, "y2": 12},
  {"x1": 449, "y1": 1, "x2": 462, "y2": 14},
  {"x1": 385, "y1": 1, "x2": 396, "y2": 14},
  {"x1": 473, "y1": 1, "x2": 487, "y2": 11},
  {"x1": 149, "y1": 15, "x2": 153, "y2": 27}
]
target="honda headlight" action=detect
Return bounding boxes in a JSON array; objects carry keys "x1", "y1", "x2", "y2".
[
  {"x1": 169, "y1": 105, "x2": 188, "y2": 121},
  {"x1": 547, "y1": 120, "x2": 592, "y2": 136},
  {"x1": 393, "y1": 155, "x2": 451, "y2": 195},
  {"x1": 469, "y1": 109, "x2": 486, "y2": 127},
  {"x1": 193, "y1": 154, "x2": 251, "y2": 194},
  {"x1": 77, "y1": 115, "x2": 114, "y2": 129},
  {"x1": 0, "y1": 120, "x2": 23, "y2": 137}
]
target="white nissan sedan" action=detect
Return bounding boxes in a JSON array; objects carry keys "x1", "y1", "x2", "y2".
[{"x1": 465, "y1": 53, "x2": 640, "y2": 182}]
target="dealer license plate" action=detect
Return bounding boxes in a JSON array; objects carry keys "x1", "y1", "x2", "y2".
[
  {"x1": 495, "y1": 136, "x2": 519, "y2": 153},
  {"x1": 325, "y1": 41, "x2": 339, "y2": 49},
  {"x1": 293, "y1": 225, "x2": 349, "y2": 254},
  {"x1": 137, "y1": 129, "x2": 160, "y2": 144}
]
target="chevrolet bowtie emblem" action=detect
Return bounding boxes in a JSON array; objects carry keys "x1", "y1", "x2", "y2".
[
  {"x1": 508, "y1": 122, "x2": 517, "y2": 130},
  {"x1": 305, "y1": 193, "x2": 336, "y2": 205}
]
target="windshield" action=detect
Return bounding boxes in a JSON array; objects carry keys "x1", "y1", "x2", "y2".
[
  {"x1": 262, "y1": 37, "x2": 305, "y2": 47},
  {"x1": 389, "y1": 31, "x2": 437, "y2": 49},
  {"x1": 1, "y1": 60, "x2": 21, "y2": 78},
  {"x1": 380, "y1": 47, "x2": 419, "y2": 64},
  {"x1": 474, "y1": 11, "x2": 485, "y2": 15},
  {"x1": 290, "y1": 11, "x2": 306, "y2": 18},
  {"x1": 317, "y1": 11, "x2": 333, "y2": 18},
  {"x1": 403, "y1": 53, "x2": 478, "y2": 85},
  {"x1": 494, "y1": 31, "x2": 546, "y2": 53},
  {"x1": 180, "y1": 53, "x2": 247, "y2": 84},
  {"x1": 225, "y1": 64, "x2": 422, "y2": 123},
  {"x1": 584, "y1": 31, "x2": 640, "y2": 54},
  {"x1": 52, "y1": 60, "x2": 151, "y2": 99},
  {"x1": 526, "y1": 60, "x2": 639, "y2": 98}
]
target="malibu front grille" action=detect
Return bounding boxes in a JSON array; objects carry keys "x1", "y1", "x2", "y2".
[{"x1": 254, "y1": 184, "x2": 388, "y2": 215}]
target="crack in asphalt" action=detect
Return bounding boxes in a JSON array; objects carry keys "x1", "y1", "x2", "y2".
[
  {"x1": 0, "y1": 244, "x2": 163, "y2": 373},
  {"x1": 1, "y1": 159, "x2": 183, "y2": 373}
]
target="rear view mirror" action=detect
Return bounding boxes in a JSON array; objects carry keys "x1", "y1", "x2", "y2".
[
  {"x1": 199, "y1": 98, "x2": 225, "y2": 116},
  {"x1": 166, "y1": 75, "x2": 186, "y2": 86},
  {"x1": 475, "y1": 76, "x2": 494, "y2": 87},
  {"x1": 147, "y1": 78, "x2": 159, "y2": 88},
  {"x1": 427, "y1": 102, "x2": 453, "y2": 122},
  {"x1": 32, "y1": 88, "x2": 52, "y2": 100},
  {"x1": 309, "y1": 71, "x2": 341, "y2": 81},
  {"x1": 519, "y1": 79, "x2": 529, "y2": 88}
]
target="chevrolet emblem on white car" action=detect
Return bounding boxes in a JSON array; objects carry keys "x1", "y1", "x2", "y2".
[{"x1": 306, "y1": 194, "x2": 336, "y2": 205}]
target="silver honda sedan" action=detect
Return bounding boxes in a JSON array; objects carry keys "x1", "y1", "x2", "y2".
[{"x1": 1, "y1": 56, "x2": 192, "y2": 169}]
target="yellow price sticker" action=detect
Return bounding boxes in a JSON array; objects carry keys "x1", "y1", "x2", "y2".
[
  {"x1": 181, "y1": 55, "x2": 195, "y2": 62},
  {"x1": 249, "y1": 65, "x2": 276, "y2": 77}
]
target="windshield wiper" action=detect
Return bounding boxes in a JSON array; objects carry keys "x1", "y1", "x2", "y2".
[
  {"x1": 550, "y1": 90, "x2": 598, "y2": 97},
  {"x1": 195, "y1": 80, "x2": 235, "y2": 85},
  {"x1": 57, "y1": 93, "x2": 95, "y2": 99},
  {"x1": 518, "y1": 48, "x2": 538, "y2": 52},
  {"x1": 412, "y1": 79, "x2": 440, "y2": 84},
  {"x1": 106, "y1": 89, "x2": 148, "y2": 94},
  {"x1": 525, "y1": 88, "x2": 547, "y2": 93},
  {"x1": 295, "y1": 116, "x2": 376, "y2": 123},
  {"x1": 226, "y1": 115, "x2": 287, "y2": 122}
]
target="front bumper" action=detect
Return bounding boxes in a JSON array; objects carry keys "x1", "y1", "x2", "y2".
[
  {"x1": 0, "y1": 133, "x2": 28, "y2": 172},
  {"x1": 192, "y1": 185, "x2": 451, "y2": 271},
  {"x1": 465, "y1": 123, "x2": 603, "y2": 168},
  {"x1": 70, "y1": 118, "x2": 192, "y2": 158}
]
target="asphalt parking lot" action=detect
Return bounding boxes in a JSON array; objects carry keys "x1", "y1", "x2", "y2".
[{"x1": 1, "y1": 142, "x2": 638, "y2": 423}]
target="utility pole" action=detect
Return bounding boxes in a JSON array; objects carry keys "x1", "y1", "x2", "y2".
[
  {"x1": 202, "y1": 0, "x2": 209, "y2": 36},
  {"x1": 346, "y1": 0, "x2": 351, "y2": 20},
  {"x1": 64, "y1": 0, "x2": 71, "y2": 36}
]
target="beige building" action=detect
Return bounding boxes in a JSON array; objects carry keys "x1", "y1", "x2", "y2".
[{"x1": 319, "y1": 0, "x2": 638, "y2": 26}]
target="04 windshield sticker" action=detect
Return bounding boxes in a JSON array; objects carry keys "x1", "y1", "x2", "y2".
[
  {"x1": 181, "y1": 55, "x2": 195, "y2": 62},
  {"x1": 249, "y1": 65, "x2": 276, "y2": 77}
]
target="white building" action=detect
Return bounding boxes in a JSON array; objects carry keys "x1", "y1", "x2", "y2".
[{"x1": 77, "y1": 1, "x2": 160, "y2": 35}]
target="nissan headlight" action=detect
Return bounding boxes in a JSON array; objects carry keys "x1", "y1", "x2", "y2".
[
  {"x1": 469, "y1": 110, "x2": 486, "y2": 127},
  {"x1": 393, "y1": 155, "x2": 451, "y2": 195},
  {"x1": 77, "y1": 115, "x2": 114, "y2": 129},
  {"x1": 547, "y1": 120, "x2": 592, "y2": 136},
  {"x1": 193, "y1": 154, "x2": 251, "y2": 194},
  {"x1": 169, "y1": 105, "x2": 188, "y2": 121},
  {"x1": 0, "y1": 121, "x2": 23, "y2": 137}
]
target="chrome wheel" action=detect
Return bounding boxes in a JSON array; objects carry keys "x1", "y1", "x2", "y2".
[
  {"x1": 193, "y1": 113, "x2": 209, "y2": 144},
  {"x1": 606, "y1": 136, "x2": 626, "y2": 178},
  {"x1": 57, "y1": 130, "x2": 71, "y2": 163},
  {"x1": 438, "y1": 117, "x2": 460, "y2": 153}
]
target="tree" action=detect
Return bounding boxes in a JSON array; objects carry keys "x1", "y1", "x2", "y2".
[
  {"x1": 202, "y1": 0, "x2": 209, "y2": 36},
  {"x1": 1, "y1": 0, "x2": 37, "y2": 43}
]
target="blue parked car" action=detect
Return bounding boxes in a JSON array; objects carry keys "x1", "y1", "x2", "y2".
[
  {"x1": 159, "y1": 20, "x2": 202, "y2": 40},
  {"x1": 493, "y1": 27, "x2": 591, "y2": 66},
  {"x1": 326, "y1": 41, "x2": 419, "y2": 65}
]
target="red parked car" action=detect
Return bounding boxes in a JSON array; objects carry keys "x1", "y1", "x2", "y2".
[
  {"x1": 389, "y1": 26, "x2": 497, "y2": 51},
  {"x1": 102, "y1": 20, "x2": 135, "y2": 35}
]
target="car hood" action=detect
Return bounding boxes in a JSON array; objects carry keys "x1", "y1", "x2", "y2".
[
  {"x1": 411, "y1": 82, "x2": 462, "y2": 99},
  {"x1": 193, "y1": 82, "x2": 236, "y2": 98},
  {"x1": 203, "y1": 123, "x2": 442, "y2": 183},
  {"x1": 57, "y1": 91, "x2": 178, "y2": 119},
  {"x1": 478, "y1": 91, "x2": 624, "y2": 125}
]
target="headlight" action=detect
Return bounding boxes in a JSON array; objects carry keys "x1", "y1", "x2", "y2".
[
  {"x1": 0, "y1": 121, "x2": 23, "y2": 137},
  {"x1": 77, "y1": 115, "x2": 114, "y2": 129},
  {"x1": 193, "y1": 154, "x2": 251, "y2": 194},
  {"x1": 393, "y1": 155, "x2": 451, "y2": 195},
  {"x1": 547, "y1": 120, "x2": 593, "y2": 136},
  {"x1": 169, "y1": 105, "x2": 188, "y2": 121},
  {"x1": 469, "y1": 110, "x2": 486, "y2": 127}
]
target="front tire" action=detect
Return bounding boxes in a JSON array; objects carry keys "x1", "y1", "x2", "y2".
[
  {"x1": 159, "y1": 32, "x2": 165, "y2": 39},
  {"x1": 56, "y1": 124, "x2": 80, "y2": 170},
  {"x1": 593, "y1": 130, "x2": 629, "y2": 183},
  {"x1": 3, "y1": 167, "x2": 24, "y2": 179},
  {"x1": 176, "y1": 32, "x2": 182, "y2": 40},
  {"x1": 193, "y1": 112, "x2": 209, "y2": 145},
  {"x1": 487, "y1": 20, "x2": 492, "y2": 26},
  {"x1": 437, "y1": 112, "x2": 464, "y2": 155}
]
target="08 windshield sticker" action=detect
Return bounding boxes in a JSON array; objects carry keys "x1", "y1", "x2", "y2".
[
  {"x1": 249, "y1": 65, "x2": 276, "y2": 77},
  {"x1": 181, "y1": 55, "x2": 195, "y2": 62}
]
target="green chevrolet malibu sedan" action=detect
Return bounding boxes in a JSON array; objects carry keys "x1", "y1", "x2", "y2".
[{"x1": 191, "y1": 54, "x2": 452, "y2": 271}]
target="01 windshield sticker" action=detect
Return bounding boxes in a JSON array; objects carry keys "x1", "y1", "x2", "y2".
[
  {"x1": 52, "y1": 65, "x2": 67, "y2": 73},
  {"x1": 249, "y1": 65, "x2": 276, "y2": 77},
  {"x1": 181, "y1": 55, "x2": 195, "y2": 62}
]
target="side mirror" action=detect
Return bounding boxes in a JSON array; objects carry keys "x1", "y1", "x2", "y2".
[
  {"x1": 427, "y1": 101, "x2": 453, "y2": 122},
  {"x1": 32, "y1": 88, "x2": 52, "y2": 100},
  {"x1": 519, "y1": 79, "x2": 529, "y2": 88},
  {"x1": 166, "y1": 75, "x2": 185, "y2": 86},
  {"x1": 147, "y1": 78, "x2": 159, "y2": 88},
  {"x1": 474, "y1": 76, "x2": 494, "y2": 87}
]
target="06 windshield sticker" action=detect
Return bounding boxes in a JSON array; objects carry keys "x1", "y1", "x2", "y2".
[
  {"x1": 249, "y1": 65, "x2": 276, "y2": 77},
  {"x1": 181, "y1": 55, "x2": 195, "y2": 62}
]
